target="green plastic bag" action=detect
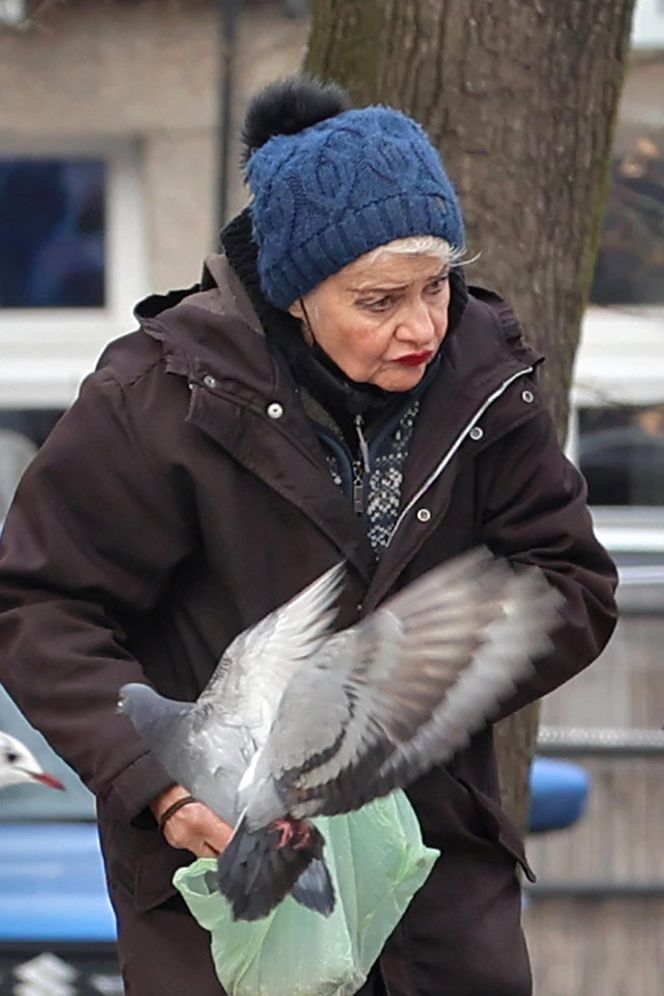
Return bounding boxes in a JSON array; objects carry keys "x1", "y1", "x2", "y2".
[{"x1": 173, "y1": 790, "x2": 439, "y2": 996}]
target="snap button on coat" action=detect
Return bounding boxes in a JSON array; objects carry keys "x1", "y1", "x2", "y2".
[
  {"x1": 469, "y1": 426, "x2": 484, "y2": 441},
  {"x1": 267, "y1": 402, "x2": 284, "y2": 420},
  {"x1": 522, "y1": 389, "x2": 535, "y2": 404},
  {"x1": 416, "y1": 508, "x2": 432, "y2": 523},
  {"x1": 203, "y1": 374, "x2": 219, "y2": 390}
]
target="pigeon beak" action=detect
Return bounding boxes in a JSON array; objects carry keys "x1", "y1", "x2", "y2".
[{"x1": 28, "y1": 770, "x2": 65, "y2": 790}]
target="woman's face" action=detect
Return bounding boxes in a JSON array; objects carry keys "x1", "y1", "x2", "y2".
[{"x1": 290, "y1": 251, "x2": 452, "y2": 392}]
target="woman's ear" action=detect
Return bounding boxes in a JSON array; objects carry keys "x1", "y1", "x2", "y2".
[
  {"x1": 289, "y1": 297, "x2": 314, "y2": 346},
  {"x1": 288, "y1": 299, "x2": 305, "y2": 320}
]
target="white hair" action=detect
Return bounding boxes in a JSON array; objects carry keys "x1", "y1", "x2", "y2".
[{"x1": 365, "y1": 235, "x2": 466, "y2": 267}]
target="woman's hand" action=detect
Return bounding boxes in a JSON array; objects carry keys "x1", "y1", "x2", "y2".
[{"x1": 150, "y1": 784, "x2": 234, "y2": 858}]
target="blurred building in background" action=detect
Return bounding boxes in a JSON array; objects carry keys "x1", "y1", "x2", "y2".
[{"x1": 0, "y1": 0, "x2": 307, "y2": 424}]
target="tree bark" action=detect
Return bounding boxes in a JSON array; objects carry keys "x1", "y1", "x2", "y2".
[{"x1": 305, "y1": 0, "x2": 635, "y2": 833}]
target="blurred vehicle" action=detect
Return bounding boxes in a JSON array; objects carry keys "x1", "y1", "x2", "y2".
[
  {"x1": 578, "y1": 403, "x2": 664, "y2": 508},
  {"x1": 0, "y1": 686, "x2": 121, "y2": 995}
]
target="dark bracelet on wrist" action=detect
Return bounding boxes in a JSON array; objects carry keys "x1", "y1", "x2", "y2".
[{"x1": 158, "y1": 794, "x2": 197, "y2": 831}]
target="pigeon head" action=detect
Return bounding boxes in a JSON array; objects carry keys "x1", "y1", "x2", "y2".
[
  {"x1": 0, "y1": 731, "x2": 65, "y2": 791},
  {"x1": 116, "y1": 683, "x2": 188, "y2": 742},
  {"x1": 116, "y1": 683, "x2": 163, "y2": 727}
]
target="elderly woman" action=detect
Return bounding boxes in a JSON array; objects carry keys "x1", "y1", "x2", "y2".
[{"x1": 0, "y1": 78, "x2": 616, "y2": 995}]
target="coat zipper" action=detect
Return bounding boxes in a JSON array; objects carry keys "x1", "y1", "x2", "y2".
[
  {"x1": 387, "y1": 366, "x2": 534, "y2": 546},
  {"x1": 352, "y1": 415, "x2": 371, "y2": 515}
]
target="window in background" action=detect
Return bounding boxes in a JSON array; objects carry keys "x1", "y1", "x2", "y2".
[
  {"x1": 0, "y1": 158, "x2": 106, "y2": 309},
  {"x1": 0, "y1": 140, "x2": 145, "y2": 409},
  {"x1": 578, "y1": 402, "x2": 664, "y2": 507}
]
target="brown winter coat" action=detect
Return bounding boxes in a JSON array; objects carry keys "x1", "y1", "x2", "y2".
[{"x1": 0, "y1": 254, "x2": 617, "y2": 995}]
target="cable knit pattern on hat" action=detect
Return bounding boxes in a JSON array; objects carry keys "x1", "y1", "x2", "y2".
[{"x1": 247, "y1": 106, "x2": 465, "y2": 309}]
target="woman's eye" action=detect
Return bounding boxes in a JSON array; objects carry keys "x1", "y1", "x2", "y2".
[
  {"x1": 426, "y1": 276, "x2": 449, "y2": 295},
  {"x1": 361, "y1": 296, "x2": 394, "y2": 312}
]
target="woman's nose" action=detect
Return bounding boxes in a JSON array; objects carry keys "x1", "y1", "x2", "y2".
[{"x1": 395, "y1": 302, "x2": 436, "y2": 343}]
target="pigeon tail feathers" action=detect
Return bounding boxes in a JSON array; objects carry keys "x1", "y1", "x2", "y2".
[
  {"x1": 291, "y1": 856, "x2": 335, "y2": 915},
  {"x1": 217, "y1": 814, "x2": 331, "y2": 921}
]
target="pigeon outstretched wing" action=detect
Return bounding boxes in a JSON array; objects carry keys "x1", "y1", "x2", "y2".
[
  {"x1": 194, "y1": 562, "x2": 346, "y2": 746},
  {"x1": 365, "y1": 566, "x2": 560, "y2": 801},
  {"x1": 247, "y1": 549, "x2": 561, "y2": 823}
]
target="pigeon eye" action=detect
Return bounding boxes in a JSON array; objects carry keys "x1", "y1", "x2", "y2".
[{"x1": 5, "y1": 751, "x2": 18, "y2": 764}]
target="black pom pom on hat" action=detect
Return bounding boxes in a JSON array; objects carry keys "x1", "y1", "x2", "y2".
[
  {"x1": 244, "y1": 77, "x2": 465, "y2": 312},
  {"x1": 241, "y1": 75, "x2": 351, "y2": 166}
]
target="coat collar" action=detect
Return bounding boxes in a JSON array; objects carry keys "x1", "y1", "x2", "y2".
[
  {"x1": 363, "y1": 295, "x2": 543, "y2": 608},
  {"x1": 136, "y1": 260, "x2": 378, "y2": 583},
  {"x1": 138, "y1": 255, "x2": 278, "y2": 398}
]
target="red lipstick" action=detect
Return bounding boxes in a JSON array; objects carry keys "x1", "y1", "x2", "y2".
[{"x1": 395, "y1": 351, "x2": 433, "y2": 367}]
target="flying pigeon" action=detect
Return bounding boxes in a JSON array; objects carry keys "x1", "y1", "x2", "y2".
[
  {"x1": 0, "y1": 731, "x2": 65, "y2": 792},
  {"x1": 119, "y1": 547, "x2": 561, "y2": 921}
]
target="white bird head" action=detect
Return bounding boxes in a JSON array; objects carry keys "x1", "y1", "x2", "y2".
[{"x1": 0, "y1": 731, "x2": 65, "y2": 792}]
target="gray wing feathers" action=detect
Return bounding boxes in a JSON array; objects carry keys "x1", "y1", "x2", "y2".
[
  {"x1": 196, "y1": 562, "x2": 346, "y2": 728},
  {"x1": 367, "y1": 566, "x2": 563, "y2": 798},
  {"x1": 187, "y1": 563, "x2": 346, "y2": 819},
  {"x1": 254, "y1": 549, "x2": 562, "y2": 818}
]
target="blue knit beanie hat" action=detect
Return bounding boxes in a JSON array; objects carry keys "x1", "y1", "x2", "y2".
[{"x1": 243, "y1": 77, "x2": 465, "y2": 311}]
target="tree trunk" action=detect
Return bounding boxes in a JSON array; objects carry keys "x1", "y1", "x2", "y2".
[{"x1": 305, "y1": 0, "x2": 635, "y2": 833}]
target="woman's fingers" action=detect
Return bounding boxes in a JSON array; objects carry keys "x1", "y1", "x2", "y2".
[
  {"x1": 200, "y1": 842, "x2": 220, "y2": 859},
  {"x1": 203, "y1": 816, "x2": 235, "y2": 854},
  {"x1": 161, "y1": 799, "x2": 235, "y2": 856}
]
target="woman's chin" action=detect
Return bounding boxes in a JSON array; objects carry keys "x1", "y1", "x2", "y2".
[{"x1": 370, "y1": 364, "x2": 428, "y2": 392}]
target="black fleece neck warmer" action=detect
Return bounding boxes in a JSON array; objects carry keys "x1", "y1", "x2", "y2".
[{"x1": 219, "y1": 208, "x2": 469, "y2": 433}]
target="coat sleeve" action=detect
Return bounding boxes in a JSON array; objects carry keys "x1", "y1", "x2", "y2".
[
  {"x1": 478, "y1": 404, "x2": 618, "y2": 721},
  {"x1": 0, "y1": 368, "x2": 195, "y2": 824}
]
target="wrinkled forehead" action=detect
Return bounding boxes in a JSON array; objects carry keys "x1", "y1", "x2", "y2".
[{"x1": 336, "y1": 245, "x2": 450, "y2": 291}]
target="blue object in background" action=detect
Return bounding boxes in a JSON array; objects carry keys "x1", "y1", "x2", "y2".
[
  {"x1": 529, "y1": 756, "x2": 591, "y2": 834},
  {"x1": 0, "y1": 823, "x2": 116, "y2": 942}
]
